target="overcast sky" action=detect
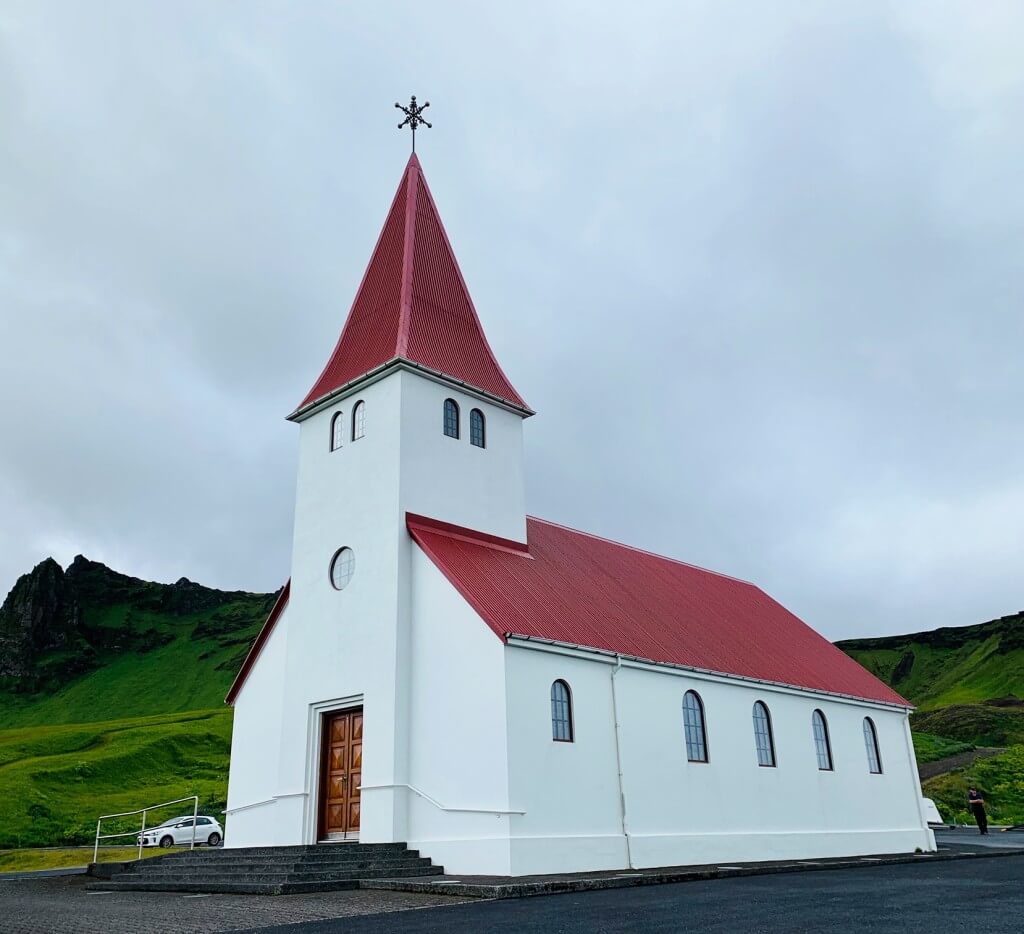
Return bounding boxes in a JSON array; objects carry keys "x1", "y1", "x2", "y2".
[{"x1": 2, "y1": 2, "x2": 1022, "y2": 640}]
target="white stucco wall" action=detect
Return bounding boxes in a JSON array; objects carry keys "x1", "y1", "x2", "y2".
[
  {"x1": 397, "y1": 371, "x2": 527, "y2": 543},
  {"x1": 224, "y1": 603, "x2": 288, "y2": 847},
  {"x1": 403, "y1": 547, "x2": 514, "y2": 874},
  {"x1": 505, "y1": 649, "x2": 628, "y2": 874},
  {"x1": 274, "y1": 372, "x2": 407, "y2": 845},
  {"x1": 504, "y1": 642, "x2": 934, "y2": 874}
]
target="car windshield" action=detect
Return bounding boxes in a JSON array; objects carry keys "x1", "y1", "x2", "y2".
[{"x1": 153, "y1": 816, "x2": 190, "y2": 828}]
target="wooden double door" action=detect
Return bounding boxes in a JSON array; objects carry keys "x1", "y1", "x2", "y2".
[{"x1": 318, "y1": 708, "x2": 362, "y2": 838}]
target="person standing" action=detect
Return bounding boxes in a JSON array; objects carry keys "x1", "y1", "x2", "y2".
[{"x1": 967, "y1": 787, "x2": 988, "y2": 835}]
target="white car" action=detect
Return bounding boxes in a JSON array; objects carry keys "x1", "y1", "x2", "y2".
[{"x1": 138, "y1": 815, "x2": 223, "y2": 848}]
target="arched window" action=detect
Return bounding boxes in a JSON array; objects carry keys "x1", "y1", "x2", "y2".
[
  {"x1": 470, "y1": 409, "x2": 486, "y2": 448},
  {"x1": 863, "y1": 717, "x2": 882, "y2": 774},
  {"x1": 351, "y1": 401, "x2": 365, "y2": 441},
  {"x1": 330, "y1": 412, "x2": 344, "y2": 451},
  {"x1": 443, "y1": 399, "x2": 460, "y2": 439},
  {"x1": 550, "y1": 680, "x2": 573, "y2": 742},
  {"x1": 812, "y1": 710, "x2": 833, "y2": 771},
  {"x1": 752, "y1": 701, "x2": 776, "y2": 767},
  {"x1": 682, "y1": 690, "x2": 708, "y2": 762}
]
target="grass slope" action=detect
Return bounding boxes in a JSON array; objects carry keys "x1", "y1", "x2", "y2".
[
  {"x1": 0, "y1": 847, "x2": 166, "y2": 872},
  {"x1": 0, "y1": 597, "x2": 271, "y2": 728},
  {"x1": 911, "y1": 732, "x2": 974, "y2": 765},
  {"x1": 922, "y1": 745, "x2": 1024, "y2": 826},
  {"x1": 912, "y1": 704, "x2": 1024, "y2": 748},
  {"x1": 837, "y1": 611, "x2": 1024, "y2": 711},
  {"x1": 838, "y1": 612, "x2": 1024, "y2": 824},
  {"x1": 0, "y1": 559, "x2": 274, "y2": 850},
  {"x1": 0, "y1": 709, "x2": 232, "y2": 848}
]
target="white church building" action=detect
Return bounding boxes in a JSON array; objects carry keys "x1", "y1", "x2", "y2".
[{"x1": 224, "y1": 154, "x2": 935, "y2": 875}]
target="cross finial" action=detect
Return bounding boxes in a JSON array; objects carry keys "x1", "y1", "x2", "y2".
[{"x1": 395, "y1": 95, "x2": 432, "y2": 153}]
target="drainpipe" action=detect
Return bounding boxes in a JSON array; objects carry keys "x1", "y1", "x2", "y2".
[{"x1": 610, "y1": 654, "x2": 634, "y2": 869}]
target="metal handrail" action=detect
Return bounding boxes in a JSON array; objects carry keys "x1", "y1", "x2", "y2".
[
  {"x1": 93, "y1": 795, "x2": 199, "y2": 863},
  {"x1": 358, "y1": 783, "x2": 525, "y2": 815}
]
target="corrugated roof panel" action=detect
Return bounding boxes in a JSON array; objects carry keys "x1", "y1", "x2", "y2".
[{"x1": 408, "y1": 514, "x2": 909, "y2": 707}]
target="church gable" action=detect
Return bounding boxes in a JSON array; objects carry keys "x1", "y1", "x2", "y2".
[
  {"x1": 225, "y1": 581, "x2": 289, "y2": 705},
  {"x1": 406, "y1": 513, "x2": 908, "y2": 708}
]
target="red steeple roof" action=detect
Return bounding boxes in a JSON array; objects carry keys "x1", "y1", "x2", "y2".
[{"x1": 294, "y1": 154, "x2": 528, "y2": 415}]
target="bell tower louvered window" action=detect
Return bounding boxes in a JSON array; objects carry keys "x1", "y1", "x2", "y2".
[
  {"x1": 351, "y1": 401, "x2": 365, "y2": 440},
  {"x1": 470, "y1": 409, "x2": 485, "y2": 448},
  {"x1": 330, "y1": 412, "x2": 344, "y2": 451},
  {"x1": 443, "y1": 399, "x2": 460, "y2": 439}
]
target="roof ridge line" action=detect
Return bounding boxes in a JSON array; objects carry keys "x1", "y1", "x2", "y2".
[
  {"x1": 395, "y1": 156, "x2": 418, "y2": 358},
  {"x1": 525, "y1": 515, "x2": 758, "y2": 588}
]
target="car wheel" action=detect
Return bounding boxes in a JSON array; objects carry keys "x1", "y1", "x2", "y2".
[
  {"x1": 207, "y1": 832, "x2": 221, "y2": 847},
  {"x1": 159, "y1": 835, "x2": 174, "y2": 848}
]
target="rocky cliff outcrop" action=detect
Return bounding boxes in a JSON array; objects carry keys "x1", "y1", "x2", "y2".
[
  {"x1": 0, "y1": 558, "x2": 83, "y2": 681},
  {"x1": 0, "y1": 555, "x2": 270, "y2": 694}
]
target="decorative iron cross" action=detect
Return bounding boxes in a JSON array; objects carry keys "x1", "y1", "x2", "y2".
[{"x1": 395, "y1": 95, "x2": 432, "y2": 153}]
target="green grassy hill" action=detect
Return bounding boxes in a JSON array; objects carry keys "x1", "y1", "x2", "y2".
[
  {"x1": 837, "y1": 611, "x2": 1024, "y2": 710},
  {"x1": 838, "y1": 611, "x2": 1024, "y2": 825},
  {"x1": 0, "y1": 556, "x2": 275, "y2": 727},
  {"x1": 0, "y1": 709, "x2": 232, "y2": 848},
  {"x1": 0, "y1": 557, "x2": 275, "y2": 847}
]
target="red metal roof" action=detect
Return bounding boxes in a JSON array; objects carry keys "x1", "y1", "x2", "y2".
[
  {"x1": 296, "y1": 154, "x2": 528, "y2": 414},
  {"x1": 407, "y1": 514, "x2": 910, "y2": 707}
]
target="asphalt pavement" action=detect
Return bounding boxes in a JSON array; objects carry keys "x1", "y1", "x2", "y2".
[
  {"x1": 245, "y1": 853, "x2": 1024, "y2": 934},
  {"x1": 935, "y1": 827, "x2": 1024, "y2": 849}
]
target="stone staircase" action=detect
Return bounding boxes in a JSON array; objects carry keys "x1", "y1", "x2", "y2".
[{"x1": 86, "y1": 843, "x2": 443, "y2": 895}]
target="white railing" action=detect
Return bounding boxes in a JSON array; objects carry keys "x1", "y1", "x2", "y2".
[{"x1": 93, "y1": 795, "x2": 199, "y2": 863}]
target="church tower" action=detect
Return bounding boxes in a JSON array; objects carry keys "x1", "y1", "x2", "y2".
[
  {"x1": 228, "y1": 154, "x2": 531, "y2": 848},
  {"x1": 290, "y1": 152, "x2": 532, "y2": 543}
]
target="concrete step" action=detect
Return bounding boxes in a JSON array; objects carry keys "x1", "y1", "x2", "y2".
[
  {"x1": 113, "y1": 863, "x2": 442, "y2": 884},
  {"x1": 88, "y1": 879, "x2": 361, "y2": 895},
  {"x1": 133, "y1": 851, "x2": 424, "y2": 871},
  {"x1": 86, "y1": 841, "x2": 443, "y2": 895},
  {"x1": 158, "y1": 843, "x2": 410, "y2": 859},
  {"x1": 89, "y1": 866, "x2": 443, "y2": 895}
]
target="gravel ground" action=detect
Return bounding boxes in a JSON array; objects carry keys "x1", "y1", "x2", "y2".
[{"x1": 0, "y1": 874, "x2": 473, "y2": 934}]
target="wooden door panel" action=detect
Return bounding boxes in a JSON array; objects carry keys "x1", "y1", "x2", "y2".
[{"x1": 319, "y1": 708, "x2": 363, "y2": 837}]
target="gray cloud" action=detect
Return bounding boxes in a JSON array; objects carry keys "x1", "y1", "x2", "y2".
[{"x1": 1, "y1": 1, "x2": 1021, "y2": 639}]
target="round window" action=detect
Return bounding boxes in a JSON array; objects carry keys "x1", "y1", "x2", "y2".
[{"x1": 329, "y1": 548, "x2": 355, "y2": 591}]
